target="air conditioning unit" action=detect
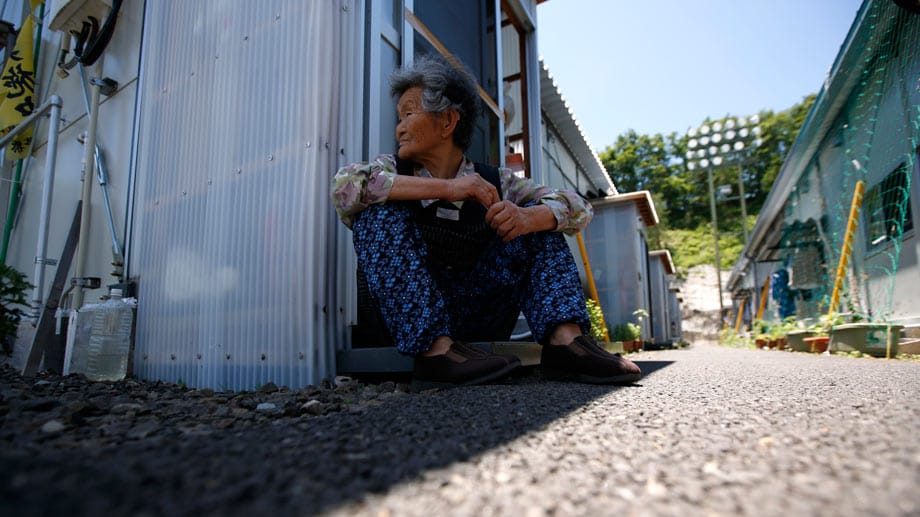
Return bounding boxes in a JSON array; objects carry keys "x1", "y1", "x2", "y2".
[{"x1": 47, "y1": 0, "x2": 112, "y2": 34}]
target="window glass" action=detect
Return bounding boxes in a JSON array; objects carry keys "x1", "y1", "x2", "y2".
[{"x1": 865, "y1": 163, "x2": 914, "y2": 250}]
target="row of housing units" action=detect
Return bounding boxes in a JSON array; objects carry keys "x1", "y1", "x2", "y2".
[
  {"x1": 2, "y1": 0, "x2": 680, "y2": 390},
  {"x1": 726, "y1": 0, "x2": 920, "y2": 339}
]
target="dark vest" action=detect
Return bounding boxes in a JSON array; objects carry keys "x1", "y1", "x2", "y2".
[{"x1": 394, "y1": 156, "x2": 503, "y2": 271}]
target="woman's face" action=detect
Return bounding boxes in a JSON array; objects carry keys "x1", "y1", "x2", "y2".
[{"x1": 395, "y1": 86, "x2": 449, "y2": 161}]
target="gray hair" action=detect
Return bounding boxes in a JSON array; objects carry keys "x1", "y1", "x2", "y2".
[{"x1": 390, "y1": 54, "x2": 481, "y2": 151}]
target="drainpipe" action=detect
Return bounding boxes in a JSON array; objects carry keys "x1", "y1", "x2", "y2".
[
  {"x1": 31, "y1": 97, "x2": 63, "y2": 320},
  {"x1": 0, "y1": 95, "x2": 67, "y2": 320},
  {"x1": 72, "y1": 58, "x2": 104, "y2": 309}
]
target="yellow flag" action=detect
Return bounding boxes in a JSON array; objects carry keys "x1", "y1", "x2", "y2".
[{"x1": 0, "y1": 14, "x2": 37, "y2": 160}]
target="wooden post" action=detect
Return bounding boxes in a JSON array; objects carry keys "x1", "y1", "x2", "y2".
[
  {"x1": 576, "y1": 233, "x2": 609, "y2": 341},
  {"x1": 734, "y1": 297, "x2": 746, "y2": 333},
  {"x1": 755, "y1": 275, "x2": 771, "y2": 321}
]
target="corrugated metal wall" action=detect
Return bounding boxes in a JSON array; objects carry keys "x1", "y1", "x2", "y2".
[{"x1": 131, "y1": 1, "x2": 356, "y2": 390}]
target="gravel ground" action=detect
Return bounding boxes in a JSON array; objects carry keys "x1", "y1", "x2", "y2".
[{"x1": 2, "y1": 343, "x2": 918, "y2": 516}]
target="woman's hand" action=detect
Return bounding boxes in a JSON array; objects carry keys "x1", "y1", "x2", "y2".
[
  {"x1": 446, "y1": 173, "x2": 500, "y2": 207},
  {"x1": 486, "y1": 201, "x2": 557, "y2": 242}
]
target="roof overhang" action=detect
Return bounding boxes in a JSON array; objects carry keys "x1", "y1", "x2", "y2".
[
  {"x1": 650, "y1": 249, "x2": 675, "y2": 275},
  {"x1": 591, "y1": 190, "x2": 659, "y2": 227},
  {"x1": 538, "y1": 58, "x2": 616, "y2": 196}
]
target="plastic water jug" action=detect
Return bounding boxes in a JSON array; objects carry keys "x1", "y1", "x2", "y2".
[{"x1": 84, "y1": 288, "x2": 134, "y2": 381}]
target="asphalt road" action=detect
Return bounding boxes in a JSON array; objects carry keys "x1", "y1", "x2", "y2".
[{"x1": 2, "y1": 343, "x2": 918, "y2": 516}]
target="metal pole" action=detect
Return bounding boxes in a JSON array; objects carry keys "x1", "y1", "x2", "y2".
[
  {"x1": 72, "y1": 60, "x2": 104, "y2": 309},
  {"x1": 30, "y1": 96, "x2": 64, "y2": 320},
  {"x1": 78, "y1": 63, "x2": 123, "y2": 272},
  {"x1": 707, "y1": 164, "x2": 724, "y2": 323},
  {"x1": 738, "y1": 158, "x2": 749, "y2": 245}
]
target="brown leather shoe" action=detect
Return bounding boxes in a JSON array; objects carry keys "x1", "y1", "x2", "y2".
[
  {"x1": 412, "y1": 341, "x2": 521, "y2": 391},
  {"x1": 541, "y1": 335, "x2": 642, "y2": 384}
]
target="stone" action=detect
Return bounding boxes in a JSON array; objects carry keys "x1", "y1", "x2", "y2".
[
  {"x1": 111, "y1": 403, "x2": 146, "y2": 415},
  {"x1": 41, "y1": 420, "x2": 66, "y2": 434},
  {"x1": 255, "y1": 402, "x2": 278, "y2": 413},
  {"x1": 301, "y1": 400, "x2": 325, "y2": 416},
  {"x1": 259, "y1": 382, "x2": 279, "y2": 393},
  {"x1": 377, "y1": 381, "x2": 397, "y2": 393}
]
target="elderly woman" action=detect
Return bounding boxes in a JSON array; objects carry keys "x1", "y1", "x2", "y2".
[{"x1": 332, "y1": 55, "x2": 641, "y2": 389}]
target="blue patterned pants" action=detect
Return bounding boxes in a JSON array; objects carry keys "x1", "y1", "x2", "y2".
[{"x1": 352, "y1": 202, "x2": 589, "y2": 355}]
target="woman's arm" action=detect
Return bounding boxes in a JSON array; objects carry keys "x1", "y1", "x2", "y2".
[
  {"x1": 331, "y1": 154, "x2": 399, "y2": 228},
  {"x1": 331, "y1": 154, "x2": 501, "y2": 228},
  {"x1": 389, "y1": 173, "x2": 499, "y2": 207},
  {"x1": 499, "y1": 169, "x2": 593, "y2": 235}
]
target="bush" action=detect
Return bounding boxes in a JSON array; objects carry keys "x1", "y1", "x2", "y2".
[
  {"x1": 1, "y1": 264, "x2": 32, "y2": 353},
  {"x1": 586, "y1": 299, "x2": 608, "y2": 341}
]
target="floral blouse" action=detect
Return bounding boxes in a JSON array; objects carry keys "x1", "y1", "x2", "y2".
[{"x1": 331, "y1": 154, "x2": 592, "y2": 234}]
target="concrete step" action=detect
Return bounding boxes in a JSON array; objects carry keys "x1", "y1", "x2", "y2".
[{"x1": 338, "y1": 342, "x2": 542, "y2": 373}]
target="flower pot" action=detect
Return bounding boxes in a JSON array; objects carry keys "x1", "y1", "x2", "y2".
[
  {"x1": 786, "y1": 330, "x2": 816, "y2": 352},
  {"x1": 829, "y1": 323, "x2": 904, "y2": 358},
  {"x1": 602, "y1": 341, "x2": 626, "y2": 354},
  {"x1": 804, "y1": 336, "x2": 830, "y2": 353},
  {"x1": 755, "y1": 338, "x2": 767, "y2": 349},
  {"x1": 775, "y1": 337, "x2": 788, "y2": 350}
]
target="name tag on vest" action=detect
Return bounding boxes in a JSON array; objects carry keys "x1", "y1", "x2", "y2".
[{"x1": 436, "y1": 206, "x2": 461, "y2": 221}]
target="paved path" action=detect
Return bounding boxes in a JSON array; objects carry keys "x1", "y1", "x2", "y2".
[{"x1": 2, "y1": 343, "x2": 918, "y2": 516}]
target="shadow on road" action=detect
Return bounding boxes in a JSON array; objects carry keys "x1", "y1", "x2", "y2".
[
  {"x1": 632, "y1": 360, "x2": 675, "y2": 378},
  {"x1": 2, "y1": 363, "x2": 676, "y2": 516}
]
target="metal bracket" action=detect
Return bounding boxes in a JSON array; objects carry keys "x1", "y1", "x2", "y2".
[
  {"x1": 34, "y1": 257, "x2": 58, "y2": 266},
  {"x1": 71, "y1": 277, "x2": 102, "y2": 289},
  {"x1": 90, "y1": 76, "x2": 118, "y2": 96}
]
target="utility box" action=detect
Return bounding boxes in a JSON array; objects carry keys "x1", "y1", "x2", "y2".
[
  {"x1": 648, "y1": 249, "x2": 676, "y2": 347},
  {"x1": 582, "y1": 192, "x2": 659, "y2": 341}
]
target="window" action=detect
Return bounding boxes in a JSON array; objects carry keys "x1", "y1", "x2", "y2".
[{"x1": 864, "y1": 163, "x2": 913, "y2": 250}]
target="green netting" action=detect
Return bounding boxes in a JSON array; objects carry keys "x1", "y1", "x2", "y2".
[{"x1": 777, "y1": 1, "x2": 918, "y2": 324}]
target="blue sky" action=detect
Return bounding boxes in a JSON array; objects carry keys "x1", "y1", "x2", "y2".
[{"x1": 536, "y1": 0, "x2": 864, "y2": 152}]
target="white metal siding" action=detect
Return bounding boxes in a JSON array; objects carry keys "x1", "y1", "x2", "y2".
[
  {"x1": 4, "y1": 0, "x2": 144, "y2": 366},
  {"x1": 131, "y1": 1, "x2": 355, "y2": 390}
]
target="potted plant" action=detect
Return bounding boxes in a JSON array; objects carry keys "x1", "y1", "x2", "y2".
[
  {"x1": 785, "y1": 317, "x2": 817, "y2": 352},
  {"x1": 829, "y1": 312, "x2": 904, "y2": 358},
  {"x1": 770, "y1": 316, "x2": 797, "y2": 350},
  {"x1": 631, "y1": 309, "x2": 648, "y2": 351},
  {"x1": 804, "y1": 312, "x2": 841, "y2": 353},
  {"x1": 607, "y1": 323, "x2": 629, "y2": 353},
  {"x1": 752, "y1": 319, "x2": 770, "y2": 349},
  {"x1": 625, "y1": 322, "x2": 642, "y2": 352}
]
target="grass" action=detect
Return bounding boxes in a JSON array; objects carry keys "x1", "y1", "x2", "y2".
[{"x1": 657, "y1": 215, "x2": 757, "y2": 276}]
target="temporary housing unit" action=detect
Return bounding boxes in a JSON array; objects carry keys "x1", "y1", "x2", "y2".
[
  {"x1": 3, "y1": 1, "x2": 617, "y2": 388},
  {"x1": 667, "y1": 286, "x2": 683, "y2": 343},
  {"x1": 727, "y1": 0, "x2": 920, "y2": 331},
  {"x1": 581, "y1": 191, "x2": 659, "y2": 341},
  {"x1": 648, "y1": 249, "x2": 677, "y2": 347}
]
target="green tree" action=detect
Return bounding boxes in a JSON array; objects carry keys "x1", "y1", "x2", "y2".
[
  {"x1": 599, "y1": 131, "x2": 700, "y2": 229},
  {"x1": 598, "y1": 94, "x2": 818, "y2": 272}
]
